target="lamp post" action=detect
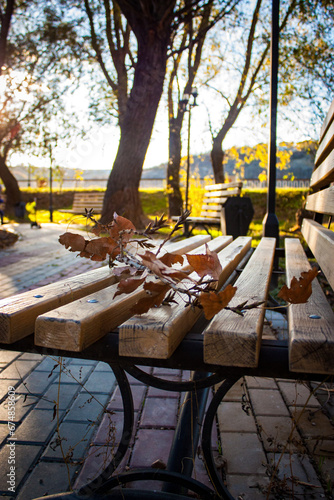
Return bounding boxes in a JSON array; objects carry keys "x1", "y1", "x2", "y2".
[
  {"x1": 180, "y1": 87, "x2": 198, "y2": 212},
  {"x1": 48, "y1": 144, "x2": 53, "y2": 223},
  {"x1": 263, "y1": 0, "x2": 280, "y2": 245}
]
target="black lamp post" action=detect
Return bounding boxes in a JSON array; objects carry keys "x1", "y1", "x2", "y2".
[
  {"x1": 180, "y1": 87, "x2": 198, "y2": 212},
  {"x1": 48, "y1": 144, "x2": 53, "y2": 223},
  {"x1": 263, "y1": 0, "x2": 280, "y2": 245}
]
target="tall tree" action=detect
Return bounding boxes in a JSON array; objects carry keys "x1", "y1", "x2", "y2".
[
  {"x1": 0, "y1": 0, "x2": 15, "y2": 74},
  {"x1": 208, "y1": 0, "x2": 334, "y2": 182}
]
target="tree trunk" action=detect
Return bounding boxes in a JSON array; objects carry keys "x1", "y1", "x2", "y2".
[
  {"x1": 101, "y1": 2, "x2": 175, "y2": 228},
  {"x1": 167, "y1": 119, "x2": 183, "y2": 218},
  {"x1": 0, "y1": 155, "x2": 22, "y2": 209},
  {"x1": 211, "y1": 137, "x2": 225, "y2": 184}
]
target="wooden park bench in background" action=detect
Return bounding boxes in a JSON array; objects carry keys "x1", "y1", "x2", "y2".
[
  {"x1": 59, "y1": 191, "x2": 105, "y2": 214},
  {"x1": 172, "y1": 181, "x2": 254, "y2": 238},
  {"x1": 0, "y1": 99, "x2": 334, "y2": 499}
]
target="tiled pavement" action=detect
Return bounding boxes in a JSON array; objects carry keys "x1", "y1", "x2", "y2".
[{"x1": 0, "y1": 223, "x2": 333, "y2": 499}]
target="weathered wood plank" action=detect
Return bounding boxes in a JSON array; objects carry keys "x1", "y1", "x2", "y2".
[
  {"x1": 203, "y1": 237, "x2": 276, "y2": 367},
  {"x1": 305, "y1": 186, "x2": 334, "y2": 215},
  {"x1": 309, "y1": 149, "x2": 334, "y2": 189},
  {"x1": 314, "y1": 118, "x2": 334, "y2": 167},
  {"x1": 285, "y1": 238, "x2": 334, "y2": 374},
  {"x1": 205, "y1": 182, "x2": 242, "y2": 191},
  {"x1": 301, "y1": 218, "x2": 334, "y2": 290},
  {"x1": 0, "y1": 266, "x2": 116, "y2": 343},
  {"x1": 34, "y1": 235, "x2": 228, "y2": 352},
  {"x1": 119, "y1": 236, "x2": 250, "y2": 359}
]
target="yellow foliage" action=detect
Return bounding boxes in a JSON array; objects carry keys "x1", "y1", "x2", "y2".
[{"x1": 180, "y1": 167, "x2": 213, "y2": 216}]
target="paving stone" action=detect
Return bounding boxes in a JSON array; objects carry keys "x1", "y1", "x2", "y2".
[
  {"x1": 306, "y1": 438, "x2": 334, "y2": 456},
  {"x1": 256, "y1": 415, "x2": 304, "y2": 453},
  {"x1": 0, "y1": 360, "x2": 40, "y2": 381},
  {"x1": 94, "y1": 410, "x2": 139, "y2": 447},
  {"x1": 73, "y1": 445, "x2": 118, "y2": 490},
  {"x1": 14, "y1": 409, "x2": 62, "y2": 444},
  {"x1": 217, "y1": 378, "x2": 246, "y2": 402},
  {"x1": 267, "y1": 452, "x2": 324, "y2": 497},
  {"x1": 248, "y1": 388, "x2": 290, "y2": 417},
  {"x1": 277, "y1": 380, "x2": 321, "y2": 408},
  {"x1": 146, "y1": 376, "x2": 182, "y2": 399},
  {"x1": 18, "y1": 352, "x2": 44, "y2": 362},
  {"x1": 219, "y1": 432, "x2": 267, "y2": 475},
  {"x1": 0, "y1": 394, "x2": 36, "y2": 422},
  {"x1": 245, "y1": 376, "x2": 278, "y2": 390},
  {"x1": 0, "y1": 423, "x2": 8, "y2": 446},
  {"x1": 60, "y1": 363, "x2": 95, "y2": 385},
  {"x1": 34, "y1": 382, "x2": 80, "y2": 410},
  {"x1": 139, "y1": 397, "x2": 178, "y2": 428},
  {"x1": 217, "y1": 401, "x2": 257, "y2": 433},
  {"x1": 293, "y1": 407, "x2": 334, "y2": 439},
  {"x1": 227, "y1": 474, "x2": 270, "y2": 499},
  {"x1": 33, "y1": 356, "x2": 72, "y2": 373},
  {"x1": 64, "y1": 392, "x2": 110, "y2": 423},
  {"x1": 79, "y1": 367, "x2": 116, "y2": 394},
  {"x1": 15, "y1": 370, "x2": 57, "y2": 396},
  {"x1": 0, "y1": 444, "x2": 40, "y2": 494},
  {"x1": 152, "y1": 367, "x2": 182, "y2": 377},
  {"x1": 108, "y1": 384, "x2": 146, "y2": 411},
  {"x1": 0, "y1": 351, "x2": 21, "y2": 364},
  {"x1": 130, "y1": 429, "x2": 175, "y2": 468},
  {"x1": 16, "y1": 461, "x2": 77, "y2": 500},
  {"x1": 43, "y1": 421, "x2": 95, "y2": 461}
]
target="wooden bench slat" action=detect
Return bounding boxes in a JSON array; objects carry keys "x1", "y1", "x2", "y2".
[
  {"x1": 59, "y1": 192, "x2": 105, "y2": 214},
  {"x1": 305, "y1": 186, "x2": 334, "y2": 215},
  {"x1": 204, "y1": 189, "x2": 240, "y2": 197},
  {"x1": 164, "y1": 234, "x2": 210, "y2": 254},
  {"x1": 301, "y1": 218, "x2": 334, "y2": 290},
  {"x1": 0, "y1": 266, "x2": 116, "y2": 343},
  {"x1": 119, "y1": 236, "x2": 250, "y2": 359},
  {"x1": 319, "y1": 99, "x2": 334, "y2": 145},
  {"x1": 205, "y1": 181, "x2": 242, "y2": 191},
  {"x1": 285, "y1": 238, "x2": 334, "y2": 375},
  {"x1": 309, "y1": 148, "x2": 334, "y2": 189},
  {"x1": 203, "y1": 237, "x2": 276, "y2": 368},
  {"x1": 34, "y1": 235, "x2": 226, "y2": 352},
  {"x1": 314, "y1": 117, "x2": 334, "y2": 168}
]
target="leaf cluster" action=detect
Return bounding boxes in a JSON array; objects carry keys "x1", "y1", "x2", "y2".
[{"x1": 59, "y1": 211, "x2": 319, "y2": 320}]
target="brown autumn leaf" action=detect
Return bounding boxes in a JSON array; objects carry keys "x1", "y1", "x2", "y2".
[
  {"x1": 85, "y1": 236, "x2": 119, "y2": 259},
  {"x1": 277, "y1": 267, "x2": 319, "y2": 304},
  {"x1": 199, "y1": 285, "x2": 237, "y2": 320},
  {"x1": 186, "y1": 244, "x2": 222, "y2": 280},
  {"x1": 59, "y1": 233, "x2": 86, "y2": 252},
  {"x1": 131, "y1": 282, "x2": 171, "y2": 315},
  {"x1": 108, "y1": 213, "x2": 136, "y2": 242},
  {"x1": 139, "y1": 251, "x2": 189, "y2": 283},
  {"x1": 159, "y1": 252, "x2": 184, "y2": 267},
  {"x1": 114, "y1": 277, "x2": 146, "y2": 297}
]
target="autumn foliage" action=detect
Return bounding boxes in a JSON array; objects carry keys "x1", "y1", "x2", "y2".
[{"x1": 59, "y1": 211, "x2": 319, "y2": 320}]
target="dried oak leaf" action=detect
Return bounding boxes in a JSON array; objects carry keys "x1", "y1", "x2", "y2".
[
  {"x1": 199, "y1": 285, "x2": 237, "y2": 320},
  {"x1": 140, "y1": 251, "x2": 189, "y2": 283},
  {"x1": 186, "y1": 244, "x2": 222, "y2": 281},
  {"x1": 85, "y1": 236, "x2": 119, "y2": 260},
  {"x1": 277, "y1": 267, "x2": 319, "y2": 304},
  {"x1": 131, "y1": 282, "x2": 171, "y2": 315},
  {"x1": 159, "y1": 252, "x2": 184, "y2": 267},
  {"x1": 59, "y1": 233, "x2": 86, "y2": 252},
  {"x1": 114, "y1": 277, "x2": 146, "y2": 298},
  {"x1": 108, "y1": 213, "x2": 136, "y2": 242}
]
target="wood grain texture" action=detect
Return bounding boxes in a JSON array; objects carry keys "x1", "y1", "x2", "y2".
[
  {"x1": 310, "y1": 148, "x2": 334, "y2": 189},
  {"x1": 203, "y1": 237, "x2": 276, "y2": 367},
  {"x1": 34, "y1": 235, "x2": 228, "y2": 352},
  {"x1": 119, "y1": 237, "x2": 251, "y2": 359},
  {"x1": 301, "y1": 218, "x2": 334, "y2": 290},
  {"x1": 285, "y1": 238, "x2": 334, "y2": 374},
  {"x1": 306, "y1": 186, "x2": 334, "y2": 215},
  {"x1": 315, "y1": 117, "x2": 334, "y2": 167},
  {"x1": 0, "y1": 266, "x2": 116, "y2": 343}
]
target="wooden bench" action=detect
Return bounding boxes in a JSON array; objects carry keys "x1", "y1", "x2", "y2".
[
  {"x1": 59, "y1": 191, "x2": 105, "y2": 214},
  {"x1": 0, "y1": 101, "x2": 334, "y2": 499},
  {"x1": 172, "y1": 181, "x2": 254, "y2": 238}
]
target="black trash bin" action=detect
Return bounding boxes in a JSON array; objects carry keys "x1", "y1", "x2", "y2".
[
  {"x1": 221, "y1": 196, "x2": 254, "y2": 239},
  {"x1": 15, "y1": 201, "x2": 26, "y2": 219}
]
